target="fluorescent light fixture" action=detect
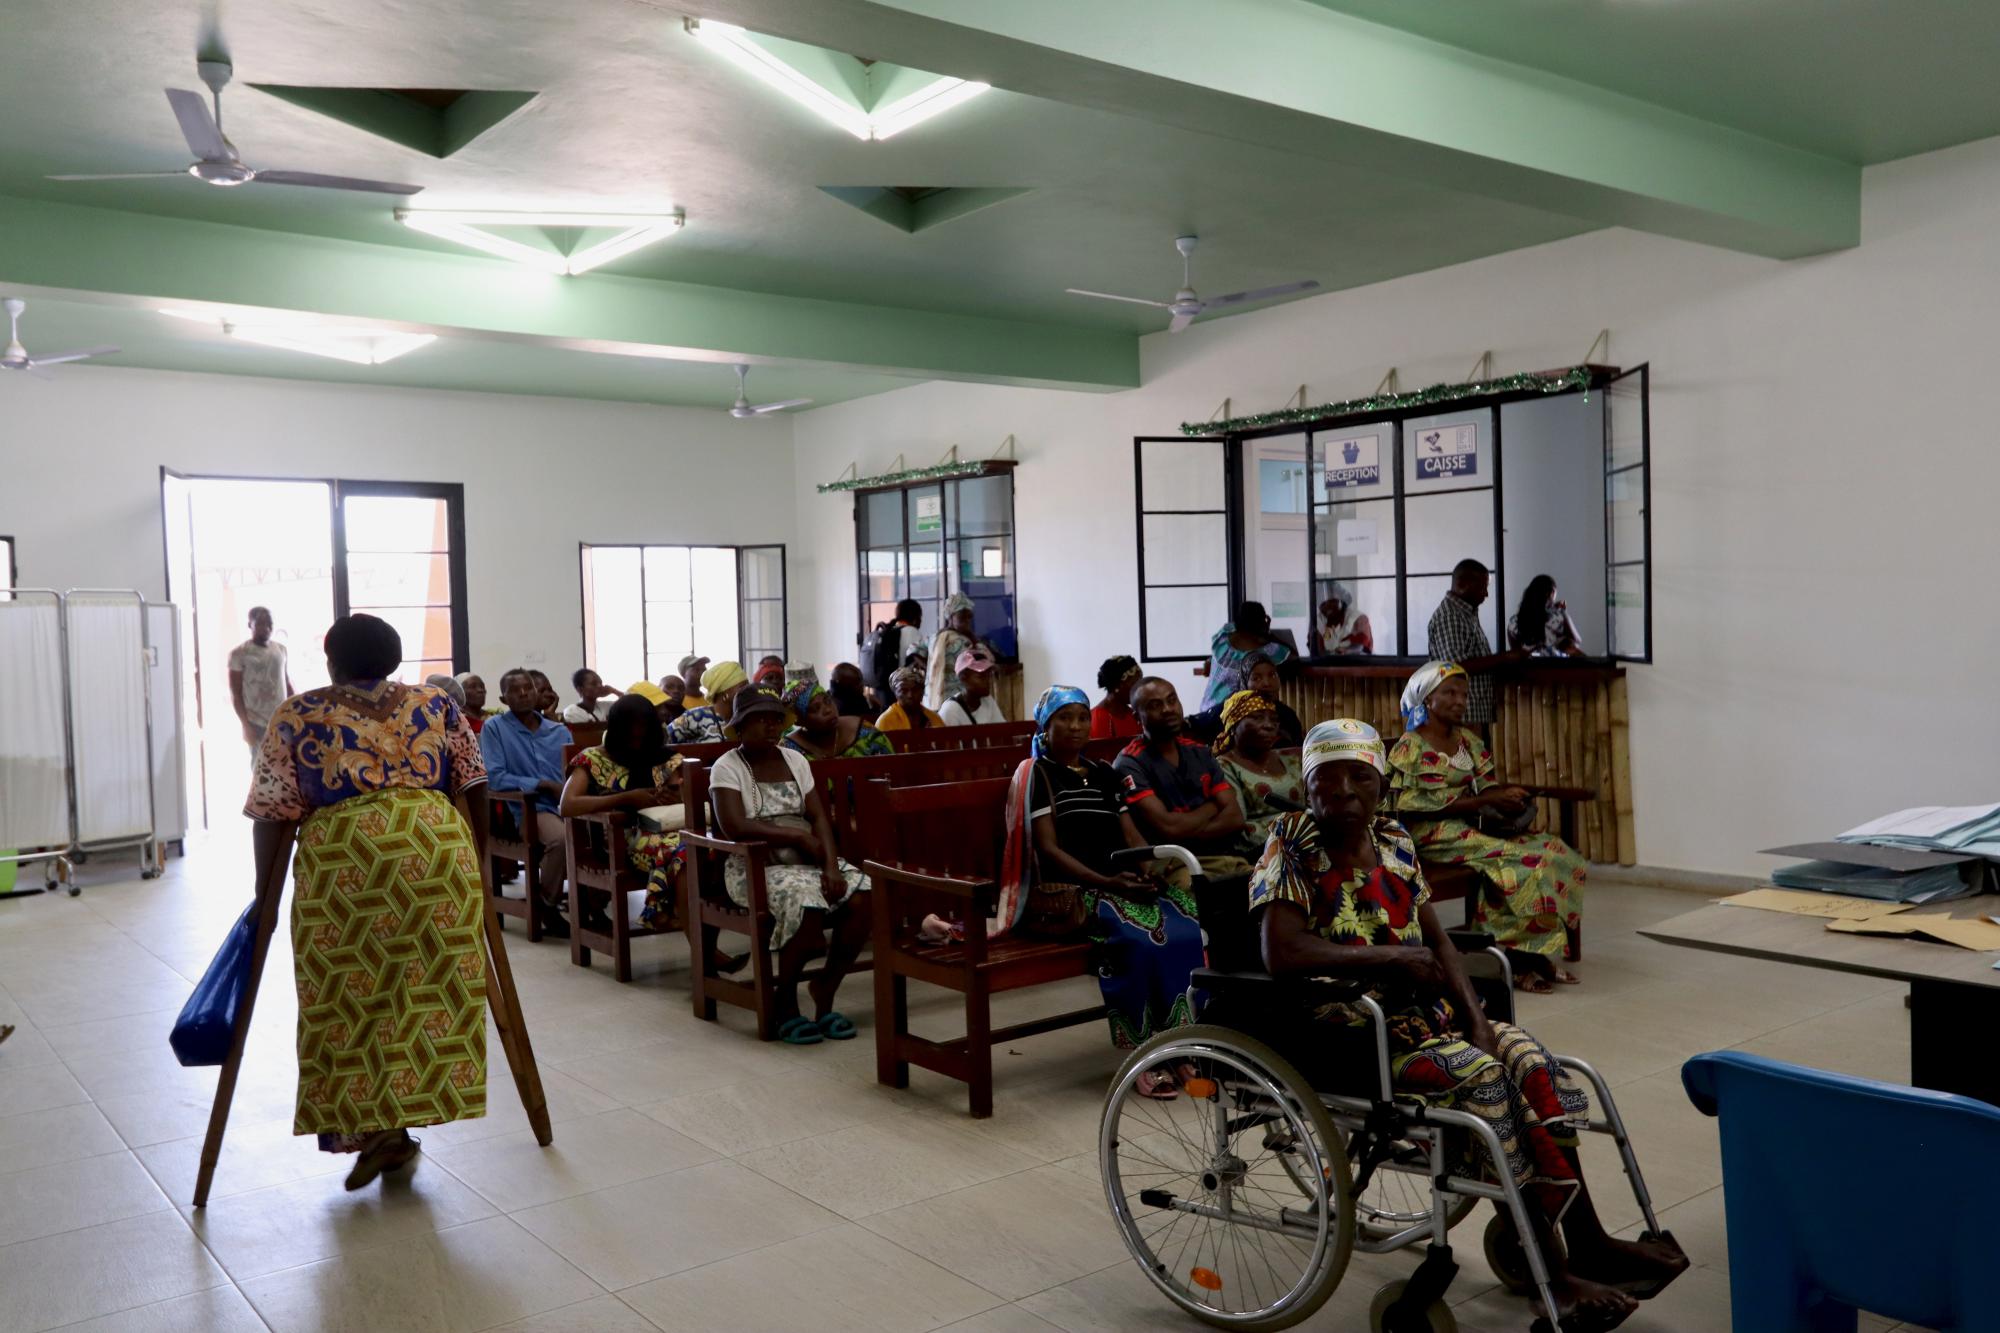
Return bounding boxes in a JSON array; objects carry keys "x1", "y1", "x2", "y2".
[
  {"x1": 395, "y1": 209, "x2": 685, "y2": 275},
  {"x1": 687, "y1": 19, "x2": 988, "y2": 141},
  {"x1": 157, "y1": 307, "x2": 434, "y2": 364}
]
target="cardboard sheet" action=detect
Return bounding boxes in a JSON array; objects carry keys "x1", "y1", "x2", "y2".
[
  {"x1": 1717, "y1": 888, "x2": 1915, "y2": 921},
  {"x1": 1826, "y1": 913, "x2": 2000, "y2": 951}
]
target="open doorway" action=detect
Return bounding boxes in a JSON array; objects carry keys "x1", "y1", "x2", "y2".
[{"x1": 162, "y1": 472, "x2": 469, "y2": 830}]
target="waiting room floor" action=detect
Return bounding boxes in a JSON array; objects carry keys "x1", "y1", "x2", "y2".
[{"x1": 0, "y1": 834, "x2": 1932, "y2": 1332}]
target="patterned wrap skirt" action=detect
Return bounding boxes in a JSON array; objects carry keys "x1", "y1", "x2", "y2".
[{"x1": 291, "y1": 787, "x2": 486, "y2": 1143}]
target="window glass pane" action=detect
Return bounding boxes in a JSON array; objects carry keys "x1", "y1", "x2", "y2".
[
  {"x1": 861, "y1": 490, "x2": 903, "y2": 547},
  {"x1": 1610, "y1": 565, "x2": 1647, "y2": 659},
  {"x1": 1254, "y1": 435, "x2": 1312, "y2": 514},
  {"x1": 409, "y1": 659, "x2": 455, "y2": 688},
  {"x1": 343, "y1": 495, "x2": 448, "y2": 552},
  {"x1": 1403, "y1": 410, "x2": 1490, "y2": 495},
  {"x1": 0, "y1": 537, "x2": 12, "y2": 592},
  {"x1": 1139, "y1": 438, "x2": 1225, "y2": 511},
  {"x1": 905, "y1": 485, "x2": 945, "y2": 541},
  {"x1": 908, "y1": 546, "x2": 944, "y2": 602},
  {"x1": 954, "y1": 474, "x2": 1012, "y2": 536},
  {"x1": 583, "y1": 546, "x2": 644, "y2": 688},
  {"x1": 643, "y1": 546, "x2": 690, "y2": 597},
  {"x1": 1312, "y1": 497, "x2": 1398, "y2": 581},
  {"x1": 1144, "y1": 585, "x2": 1227, "y2": 659},
  {"x1": 1403, "y1": 575, "x2": 1499, "y2": 660},
  {"x1": 1142, "y1": 512, "x2": 1228, "y2": 585},
  {"x1": 970, "y1": 595, "x2": 1017, "y2": 660},
  {"x1": 742, "y1": 601, "x2": 785, "y2": 664},
  {"x1": 350, "y1": 605, "x2": 452, "y2": 665},
  {"x1": 865, "y1": 601, "x2": 900, "y2": 634},
  {"x1": 739, "y1": 546, "x2": 783, "y2": 600},
  {"x1": 1312, "y1": 427, "x2": 1392, "y2": 504},
  {"x1": 1313, "y1": 576, "x2": 1398, "y2": 655},
  {"x1": 690, "y1": 546, "x2": 739, "y2": 664},
  {"x1": 863, "y1": 549, "x2": 905, "y2": 603},
  {"x1": 957, "y1": 536, "x2": 1010, "y2": 587},
  {"x1": 1403, "y1": 489, "x2": 1494, "y2": 579},
  {"x1": 1607, "y1": 468, "x2": 1646, "y2": 566},
  {"x1": 1607, "y1": 374, "x2": 1646, "y2": 473},
  {"x1": 645, "y1": 602, "x2": 693, "y2": 669},
  {"x1": 344, "y1": 552, "x2": 450, "y2": 608}
]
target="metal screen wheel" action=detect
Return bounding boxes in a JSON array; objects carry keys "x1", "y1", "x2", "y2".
[
  {"x1": 1369, "y1": 1279, "x2": 1459, "y2": 1333},
  {"x1": 1101, "y1": 1024, "x2": 1355, "y2": 1331}
]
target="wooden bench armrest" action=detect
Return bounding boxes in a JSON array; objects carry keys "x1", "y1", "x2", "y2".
[
  {"x1": 861, "y1": 859, "x2": 993, "y2": 904},
  {"x1": 1522, "y1": 784, "x2": 1596, "y2": 801},
  {"x1": 679, "y1": 830, "x2": 778, "y2": 921},
  {"x1": 678, "y1": 829, "x2": 767, "y2": 856}
]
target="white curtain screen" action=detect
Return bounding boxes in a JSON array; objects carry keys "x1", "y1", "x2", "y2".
[
  {"x1": 0, "y1": 594, "x2": 72, "y2": 849},
  {"x1": 67, "y1": 593, "x2": 153, "y2": 844}
]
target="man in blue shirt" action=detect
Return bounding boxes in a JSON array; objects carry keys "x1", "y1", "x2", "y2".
[{"x1": 480, "y1": 667, "x2": 575, "y2": 933}]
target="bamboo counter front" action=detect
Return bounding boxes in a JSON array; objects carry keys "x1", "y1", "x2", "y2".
[{"x1": 1278, "y1": 660, "x2": 1635, "y2": 866}]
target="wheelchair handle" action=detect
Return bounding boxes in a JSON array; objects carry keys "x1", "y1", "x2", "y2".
[{"x1": 1107, "y1": 845, "x2": 1202, "y2": 879}]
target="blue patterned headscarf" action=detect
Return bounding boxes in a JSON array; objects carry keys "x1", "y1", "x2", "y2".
[
  {"x1": 1032, "y1": 684, "x2": 1090, "y2": 758},
  {"x1": 1399, "y1": 661, "x2": 1467, "y2": 732}
]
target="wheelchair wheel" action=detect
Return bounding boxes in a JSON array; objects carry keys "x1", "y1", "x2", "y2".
[
  {"x1": 1351, "y1": 1133, "x2": 1477, "y2": 1244},
  {"x1": 1481, "y1": 1211, "x2": 1544, "y2": 1297},
  {"x1": 1368, "y1": 1279, "x2": 1458, "y2": 1332},
  {"x1": 1101, "y1": 1024, "x2": 1355, "y2": 1332}
]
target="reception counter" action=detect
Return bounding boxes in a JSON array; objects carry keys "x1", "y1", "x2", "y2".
[{"x1": 1278, "y1": 660, "x2": 1635, "y2": 866}]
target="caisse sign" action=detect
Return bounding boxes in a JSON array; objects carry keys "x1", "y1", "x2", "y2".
[{"x1": 1414, "y1": 423, "x2": 1478, "y2": 480}]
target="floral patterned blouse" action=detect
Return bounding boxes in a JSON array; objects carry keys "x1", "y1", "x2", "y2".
[
  {"x1": 245, "y1": 680, "x2": 485, "y2": 822},
  {"x1": 1246, "y1": 812, "x2": 1452, "y2": 1044},
  {"x1": 570, "y1": 746, "x2": 680, "y2": 798},
  {"x1": 1220, "y1": 750, "x2": 1307, "y2": 853},
  {"x1": 1386, "y1": 728, "x2": 1492, "y2": 812}
]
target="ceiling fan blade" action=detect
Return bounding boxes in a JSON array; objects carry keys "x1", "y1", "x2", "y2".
[
  {"x1": 253, "y1": 169, "x2": 423, "y2": 195},
  {"x1": 1201, "y1": 279, "x2": 1321, "y2": 309},
  {"x1": 46, "y1": 172, "x2": 189, "y2": 181},
  {"x1": 166, "y1": 87, "x2": 229, "y2": 160},
  {"x1": 28, "y1": 346, "x2": 120, "y2": 367},
  {"x1": 749, "y1": 398, "x2": 813, "y2": 414},
  {"x1": 1064, "y1": 289, "x2": 1171, "y2": 308},
  {"x1": 1167, "y1": 311, "x2": 1195, "y2": 333}
]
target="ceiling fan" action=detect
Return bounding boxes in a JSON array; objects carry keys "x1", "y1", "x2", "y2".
[
  {"x1": 48, "y1": 59, "x2": 422, "y2": 196},
  {"x1": 728, "y1": 364, "x2": 811, "y2": 418},
  {"x1": 1, "y1": 300, "x2": 119, "y2": 374},
  {"x1": 1066, "y1": 235, "x2": 1319, "y2": 332}
]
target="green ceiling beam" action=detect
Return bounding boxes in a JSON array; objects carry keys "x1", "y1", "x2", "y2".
[
  {"x1": 707, "y1": 0, "x2": 1859, "y2": 258},
  {"x1": 0, "y1": 194, "x2": 1138, "y2": 390}
]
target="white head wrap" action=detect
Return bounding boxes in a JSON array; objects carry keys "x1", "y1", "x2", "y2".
[
  {"x1": 1399, "y1": 661, "x2": 1467, "y2": 731},
  {"x1": 1301, "y1": 718, "x2": 1385, "y2": 778}
]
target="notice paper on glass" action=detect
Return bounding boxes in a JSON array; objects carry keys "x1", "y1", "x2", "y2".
[{"x1": 1335, "y1": 518, "x2": 1378, "y2": 557}]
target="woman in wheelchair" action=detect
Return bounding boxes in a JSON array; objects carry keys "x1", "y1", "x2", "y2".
[{"x1": 1249, "y1": 719, "x2": 1685, "y2": 1330}]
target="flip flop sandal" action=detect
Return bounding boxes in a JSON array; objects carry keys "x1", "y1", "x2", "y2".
[
  {"x1": 777, "y1": 1016, "x2": 824, "y2": 1045},
  {"x1": 816, "y1": 1012, "x2": 857, "y2": 1041},
  {"x1": 1514, "y1": 973, "x2": 1556, "y2": 995},
  {"x1": 1136, "y1": 1071, "x2": 1180, "y2": 1101},
  {"x1": 1553, "y1": 969, "x2": 1583, "y2": 985}
]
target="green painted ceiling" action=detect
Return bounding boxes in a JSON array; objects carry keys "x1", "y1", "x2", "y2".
[
  {"x1": 1306, "y1": 0, "x2": 2000, "y2": 164},
  {"x1": 0, "y1": 0, "x2": 1980, "y2": 408}
]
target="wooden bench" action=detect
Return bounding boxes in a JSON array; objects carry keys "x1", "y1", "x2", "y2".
[
  {"x1": 861, "y1": 775, "x2": 1106, "y2": 1117},
  {"x1": 680, "y1": 746, "x2": 1028, "y2": 1038},
  {"x1": 556, "y1": 740, "x2": 681, "y2": 981},
  {"x1": 886, "y1": 721, "x2": 1035, "y2": 752}
]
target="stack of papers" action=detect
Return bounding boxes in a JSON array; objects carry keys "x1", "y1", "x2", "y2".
[
  {"x1": 1838, "y1": 804, "x2": 2000, "y2": 858},
  {"x1": 1771, "y1": 858, "x2": 1979, "y2": 904}
]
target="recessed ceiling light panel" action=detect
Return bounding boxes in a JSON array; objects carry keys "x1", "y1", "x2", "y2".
[
  {"x1": 687, "y1": 19, "x2": 988, "y2": 141},
  {"x1": 394, "y1": 209, "x2": 685, "y2": 275},
  {"x1": 158, "y1": 306, "x2": 436, "y2": 364}
]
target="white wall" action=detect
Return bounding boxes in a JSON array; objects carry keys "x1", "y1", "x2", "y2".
[
  {"x1": 791, "y1": 134, "x2": 2000, "y2": 877},
  {"x1": 0, "y1": 368, "x2": 796, "y2": 679}
]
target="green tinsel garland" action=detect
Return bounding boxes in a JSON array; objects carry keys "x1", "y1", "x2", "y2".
[
  {"x1": 1181, "y1": 366, "x2": 1593, "y2": 436},
  {"x1": 816, "y1": 460, "x2": 998, "y2": 494}
]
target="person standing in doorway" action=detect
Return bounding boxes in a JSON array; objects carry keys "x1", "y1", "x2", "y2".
[
  {"x1": 229, "y1": 606, "x2": 292, "y2": 747},
  {"x1": 1426, "y1": 559, "x2": 1519, "y2": 728}
]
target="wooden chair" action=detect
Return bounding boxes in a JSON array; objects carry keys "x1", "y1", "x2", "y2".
[
  {"x1": 560, "y1": 771, "x2": 679, "y2": 982},
  {"x1": 486, "y1": 788, "x2": 548, "y2": 942},
  {"x1": 567, "y1": 720, "x2": 605, "y2": 750},
  {"x1": 861, "y1": 775, "x2": 1105, "y2": 1117}
]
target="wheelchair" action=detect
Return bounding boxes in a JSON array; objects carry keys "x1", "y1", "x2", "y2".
[{"x1": 1095, "y1": 852, "x2": 1673, "y2": 1333}]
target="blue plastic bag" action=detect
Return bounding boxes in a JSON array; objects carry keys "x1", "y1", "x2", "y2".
[{"x1": 169, "y1": 900, "x2": 260, "y2": 1067}]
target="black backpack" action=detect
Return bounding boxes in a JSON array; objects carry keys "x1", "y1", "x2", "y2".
[{"x1": 860, "y1": 620, "x2": 901, "y2": 700}]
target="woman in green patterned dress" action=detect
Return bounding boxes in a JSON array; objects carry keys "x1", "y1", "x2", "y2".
[
  {"x1": 1213, "y1": 689, "x2": 1306, "y2": 855},
  {"x1": 1387, "y1": 662, "x2": 1585, "y2": 991},
  {"x1": 245, "y1": 615, "x2": 488, "y2": 1190},
  {"x1": 557, "y1": 692, "x2": 688, "y2": 932},
  {"x1": 781, "y1": 681, "x2": 895, "y2": 759}
]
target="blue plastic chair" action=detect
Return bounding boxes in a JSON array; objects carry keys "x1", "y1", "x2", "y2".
[{"x1": 1683, "y1": 1051, "x2": 2000, "y2": 1332}]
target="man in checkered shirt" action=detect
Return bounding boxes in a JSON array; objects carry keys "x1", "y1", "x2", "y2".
[{"x1": 1426, "y1": 558, "x2": 1515, "y2": 725}]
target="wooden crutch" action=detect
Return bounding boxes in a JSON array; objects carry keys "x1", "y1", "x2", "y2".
[{"x1": 191, "y1": 800, "x2": 552, "y2": 1207}]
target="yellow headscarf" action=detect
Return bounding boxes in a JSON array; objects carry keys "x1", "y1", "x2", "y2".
[
  {"x1": 1213, "y1": 689, "x2": 1276, "y2": 756},
  {"x1": 701, "y1": 660, "x2": 748, "y2": 699}
]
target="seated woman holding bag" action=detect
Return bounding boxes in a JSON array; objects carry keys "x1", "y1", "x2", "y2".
[
  {"x1": 1009, "y1": 686, "x2": 1204, "y2": 1097},
  {"x1": 709, "y1": 688, "x2": 872, "y2": 1044},
  {"x1": 1388, "y1": 662, "x2": 1586, "y2": 991}
]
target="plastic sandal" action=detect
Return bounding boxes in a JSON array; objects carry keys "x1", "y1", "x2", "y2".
[
  {"x1": 777, "y1": 1016, "x2": 824, "y2": 1045},
  {"x1": 816, "y1": 1012, "x2": 857, "y2": 1041}
]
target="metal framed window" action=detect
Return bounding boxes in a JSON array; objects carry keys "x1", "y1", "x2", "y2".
[
  {"x1": 579, "y1": 542, "x2": 788, "y2": 687},
  {"x1": 1134, "y1": 436, "x2": 1240, "y2": 662},
  {"x1": 332, "y1": 480, "x2": 470, "y2": 682},
  {"x1": 852, "y1": 465, "x2": 1017, "y2": 659},
  {"x1": 1604, "y1": 365, "x2": 1653, "y2": 662}
]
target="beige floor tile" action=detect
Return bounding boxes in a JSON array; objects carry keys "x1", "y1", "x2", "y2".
[
  {"x1": 511, "y1": 1158, "x2": 842, "y2": 1290},
  {"x1": 0, "y1": 1061, "x2": 90, "y2": 1119},
  {"x1": 0, "y1": 1151, "x2": 170, "y2": 1248},
  {"x1": 239, "y1": 1214, "x2": 603, "y2": 1333},
  {"x1": 43, "y1": 1283, "x2": 268, "y2": 1332},
  {"x1": 486, "y1": 1295, "x2": 664, "y2": 1332},
  {"x1": 0, "y1": 1210, "x2": 227, "y2": 1333},
  {"x1": 1619, "y1": 1183, "x2": 1727, "y2": 1273},
  {"x1": 637, "y1": 1068, "x2": 912, "y2": 1156},
  {"x1": 34, "y1": 1008, "x2": 181, "y2": 1063},
  {"x1": 0, "y1": 1102, "x2": 127, "y2": 1177},
  {"x1": 93, "y1": 1068, "x2": 296, "y2": 1151},
  {"x1": 554, "y1": 1036, "x2": 797, "y2": 1106},
  {"x1": 394, "y1": 1067, "x2": 620, "y2": 1150},
  {"x1": 901, "y1": 1067, "x2": 1112, "y2": 1166},
  {"x1": 0, "y1": 1022, "x2": 63, "y2": 1070},
  {"x1": 1017, "y1": 1245, "x2": 1409, "y2": 1333},
  {"x1": 861, "y1": 1164, "x2": 1129, "y2": 1301},
  {"x1": 134, "y1": 1113, "x2": 346, "y2": 1206},
  {"x1": 427, "y1": 1107, "x2": 718, "y2": 1212},
  {"x1": 621, "y1": 1222, "x2": 1001, "y2": 1331},
  {"x1": 12, "y1": 977, "x2": 194, "y2": 1030},
  {"x1": 1577, "y1": 1069, "x2": 1722, "y2": 1232},
  {"x1": 938, "y1": 1308, "x2": 1066, "y2": 1333},
  {"x1": 1451, "y1": 1255, "x2": 1735, "y2": 1332},
  {"x1": 184, "y1": 1156, "x2": 498, "y2": 1280},
  {"x1": 739, "y1": 1113, "x2": 1043, "y2": 1220}
]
